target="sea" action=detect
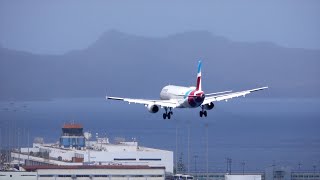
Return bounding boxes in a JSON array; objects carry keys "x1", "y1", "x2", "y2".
[{"x1": 0, "y1": 97, "x2": 319, "y2": 172}]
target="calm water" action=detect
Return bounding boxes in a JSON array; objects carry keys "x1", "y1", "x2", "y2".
[{"x1": 0, "y1": 98, "x2": 319, "y2": 172}]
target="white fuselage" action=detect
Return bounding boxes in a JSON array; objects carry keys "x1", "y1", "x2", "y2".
[{"x1": 160, "y1": 85, "x2": 205, "y2": 108}]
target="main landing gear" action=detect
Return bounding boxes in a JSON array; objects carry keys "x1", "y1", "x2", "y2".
[
  {"x1": 200, "y1": 105, "x2": 207, "y2": 117},
  {"x1": 163, "y1": 107, "x2": 173, "y2": 119}
]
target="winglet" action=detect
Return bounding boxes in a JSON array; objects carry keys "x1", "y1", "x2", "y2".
[{"x1": 106, "y1": 90, "x2": 109, "y2": 100}]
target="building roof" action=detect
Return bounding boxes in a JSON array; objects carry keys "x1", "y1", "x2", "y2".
[
  {"x1": 23, "y1": 165, "x2": 165, "y2": 171},
  {"x1": 63, "y1": 123, "x2": 83, "y2": 129}
]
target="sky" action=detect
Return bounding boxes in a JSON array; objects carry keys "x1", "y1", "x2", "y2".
[
  {"x1": 0, "y1": 0, "x2": 320, "y2": 171},
  {"x1": 0, "y1": 0, "x2": 320, "y2": 54}
]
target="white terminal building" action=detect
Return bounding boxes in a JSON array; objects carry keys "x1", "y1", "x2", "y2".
[{"x1": 10, "y1": 123, "x2": 173, "y2": 174}]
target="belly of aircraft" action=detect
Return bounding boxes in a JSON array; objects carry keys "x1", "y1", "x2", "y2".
[{"x1": 160, "y1": 85, "x2": 204, "y2": 108}]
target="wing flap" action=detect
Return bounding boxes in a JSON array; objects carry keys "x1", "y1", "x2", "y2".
[
  {"x1": 203, "y1": 86, "x2": 268, "y2": 105},
  {"x1": 106, "y1": 96, "x2": 179, "y2": 108}
]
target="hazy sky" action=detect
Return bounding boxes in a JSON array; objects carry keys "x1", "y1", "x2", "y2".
[
  {"x1": 0, "y1": 0, "x2": 320, "y2": 54},
  {"x1": 1, "y1": 1, "x2": 320, "y2": 171}
]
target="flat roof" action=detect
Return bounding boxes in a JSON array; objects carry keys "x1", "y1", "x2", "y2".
[{"x1": 23, "y1": 165, "x2": 165, "y2": 171}]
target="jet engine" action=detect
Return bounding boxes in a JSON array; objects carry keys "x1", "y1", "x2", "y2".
[
  {"x1": 147, "y1": 104, "x2": 159, "y2": 113},
  {"x1": 203, "y1": 102, "x2": 214, "y2": 110}
]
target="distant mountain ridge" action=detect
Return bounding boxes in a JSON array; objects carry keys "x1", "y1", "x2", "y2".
[{"x1": 0, "y1": 30, "x2": 319, "y2": 100}]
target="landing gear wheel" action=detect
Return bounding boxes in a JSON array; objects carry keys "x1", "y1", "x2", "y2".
[
  {"x1": 200, "y1": 105, "x2": 208, "y2": 118},
  {"x1": 163, "y1": 107, "x2": 173, "y2": 119},
  {"x1": 169, "y1": 108, "x2": 173, "y2": 116},
  {"x1": 163, "y1": 113, "x2": 167, "y2": 119}
]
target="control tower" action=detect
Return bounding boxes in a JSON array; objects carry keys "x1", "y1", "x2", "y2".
[{"x1": 59, "y1": 123, "x2": 85, "y2": 149}]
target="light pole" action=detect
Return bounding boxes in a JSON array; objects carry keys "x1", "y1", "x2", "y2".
[
  {"x1": 187, "y1": 123, "x2": 190, "y2": 174},
  {"x1": 313, "y1": 165, "x2": 316, "y2": 180},
  {"x1": 241, "y1": 161, "x2": 245, "y2": 175},
  {"x1": 17, "y1": 128, "x2": 20, "y2": 165},
  {"x1": 298, "y1": 162, "x2": 302, "y2": 171},
  {"x1": 175, "y1": 124, "x2": 178, "y2": 174},
  {"x1": 205, "y1": 123, "x2": 209, "y2": 180},
  {"x1": 272, "y1": 161, "x2": 276, "y2": 180},
  {"x1": 194, "y1": 155, "x2": 198, "y2": 173}
]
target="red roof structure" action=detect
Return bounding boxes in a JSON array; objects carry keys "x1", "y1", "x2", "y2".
[{"x1": 63, "y1": 123, "x2": 83, "y2": 129}]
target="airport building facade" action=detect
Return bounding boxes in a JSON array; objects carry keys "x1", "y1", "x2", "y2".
[
  {"x1": 10, "y1": 123, "x2": 173, "y2": 174},
  {"x1": 4, "y1": 123, "x2": 320, "y2": 180}
]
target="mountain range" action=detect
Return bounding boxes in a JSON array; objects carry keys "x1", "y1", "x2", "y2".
[{"x1": 0, "y1": 30, "x2": 319, "y2": 100}]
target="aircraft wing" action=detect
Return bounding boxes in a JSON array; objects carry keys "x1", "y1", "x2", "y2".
[
  {"x1": 106, "y1": 96, "x2": 180, "y2": 108},
  {"x1": 202, "y1": 86, "x2": 268, "y2": 105}
]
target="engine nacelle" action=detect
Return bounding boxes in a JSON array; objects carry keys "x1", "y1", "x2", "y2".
[
  {"x1": 147, "y1": 104, "x2": 159, "y2": 113},
  {"x1": 203, "y1": 102, "x2": 214, "y2": 110}
]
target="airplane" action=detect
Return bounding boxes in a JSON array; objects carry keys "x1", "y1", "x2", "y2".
[{"x1": 106, "y1": 61, "x2": 268, "y2": 119}]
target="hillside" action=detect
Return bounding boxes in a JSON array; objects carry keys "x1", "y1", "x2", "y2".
[{"x1": 0, "y1": 31, "x2": 319, "y2": 100}]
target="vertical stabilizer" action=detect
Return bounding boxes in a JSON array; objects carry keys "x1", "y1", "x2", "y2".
[{"x1": 196, "y1": 60, "x2": 202, "y2": 91}]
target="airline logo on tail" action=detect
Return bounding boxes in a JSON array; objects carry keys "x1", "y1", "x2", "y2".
[{"x1": 196, "y1": 61, "x2": 202, "y2": 91}]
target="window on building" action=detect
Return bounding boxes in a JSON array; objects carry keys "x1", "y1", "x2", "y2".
[
  {"x1": 112, "y1": 175, "x2": 127, "y2": 177},
  {"x1": 114, "y1": 158, "x2": 136, "y2": 161},
  {"x1": 139, "y1": 158, "x2": 161, "y2": 161},
  {"x1": 150, "y1": 175, "x2": 163, "y2": 177},
  {"x1": 39, "y1": 175, "x2": 54, "y2": 177},
  {"x1": 76, "y1": 175, "x2": 90, "y2": 177},
  {"x1": 94, "y1": 175, "x2": 109, "y2": 177},
  {"x1": 58, "y1": 175, "x2": 72, "y2": 177}
]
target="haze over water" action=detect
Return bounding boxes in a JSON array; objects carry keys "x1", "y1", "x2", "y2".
[{"x1": 1, "y1": 97, "x2": 319, "y2": 172}]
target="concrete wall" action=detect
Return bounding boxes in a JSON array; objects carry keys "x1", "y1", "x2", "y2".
[
  {"x1": 225, "y1": 175, "x2": 262, "y2": 180},
  {"x1": 0, "y1": 171, "x2": 37, "y2": 180}
]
